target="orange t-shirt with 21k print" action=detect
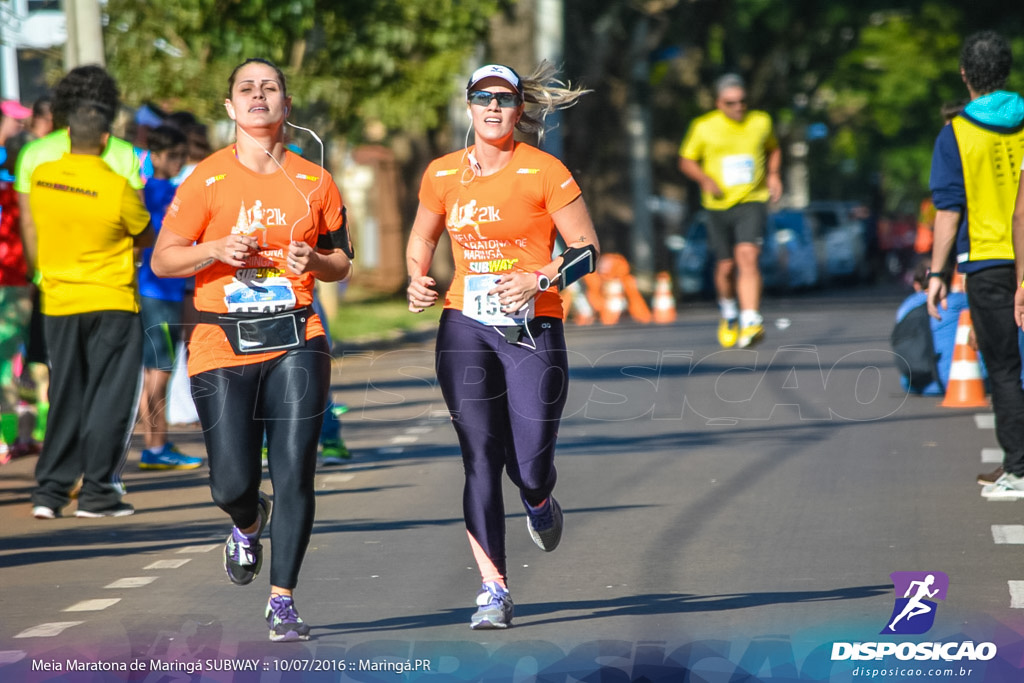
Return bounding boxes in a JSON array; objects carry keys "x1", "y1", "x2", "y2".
[
  {"x1": 418, "y1": 141, "x2": 582, "y2": 320},
  {"x1": 161, "y1": 146, "x2": 348, "y2": 376}
]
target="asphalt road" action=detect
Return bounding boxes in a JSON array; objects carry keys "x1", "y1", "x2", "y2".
[{"x1": 2, "y1": 284, "x2": 1024, "y2": 682}]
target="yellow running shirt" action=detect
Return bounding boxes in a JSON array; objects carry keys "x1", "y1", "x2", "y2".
[
  {"x1": 679, "y1": 109, "x2": 778, "y2": 211},
  {"x1": 30, "y1": 154, "x2": 151, "y2": 316}
]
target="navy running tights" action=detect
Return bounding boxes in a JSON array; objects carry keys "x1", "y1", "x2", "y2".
[
  {"x1": 191, "y1": 336, "x2": 331, "y2": 589},
  {"x1": 435, "y1": 310, "x2": 569, "y2": 583}
]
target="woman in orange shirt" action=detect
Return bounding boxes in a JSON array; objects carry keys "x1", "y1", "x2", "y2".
[
  {"x1": 152, "y1": 58, "x2": 352, "y2": 642},
  {"x1": 407, "y1": 63, "x2": 599, "y2": 629}
]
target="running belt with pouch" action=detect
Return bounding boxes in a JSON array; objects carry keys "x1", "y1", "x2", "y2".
[{"x1": 199, "y1": 306, "x2": 311, "y2": 355}]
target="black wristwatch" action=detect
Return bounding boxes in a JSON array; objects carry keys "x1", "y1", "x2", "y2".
[
  {"x1": 928, "y1": 272, "x2": 946, "y2": 280},
  {"x1": 535, "y1": 271, "x2": 551, "y2": 292}
]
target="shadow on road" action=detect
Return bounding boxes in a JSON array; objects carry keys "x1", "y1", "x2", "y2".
[{"x1": 316, "y1": 584, "x2": 891, "y2": 633}]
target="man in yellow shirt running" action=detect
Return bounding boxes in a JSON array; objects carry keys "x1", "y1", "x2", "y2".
[{"x1": 679, "y1": 73, "x2": 782, "y2": 348}]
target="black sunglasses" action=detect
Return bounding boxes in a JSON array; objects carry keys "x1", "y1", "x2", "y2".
[{"x1": 467, "y1": 90, "x2": 522, "y2": 108}]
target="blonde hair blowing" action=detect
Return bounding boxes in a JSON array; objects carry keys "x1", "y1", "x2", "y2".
[{"x1": 517, "y1": 61, "x2": 592, "y2": 142}]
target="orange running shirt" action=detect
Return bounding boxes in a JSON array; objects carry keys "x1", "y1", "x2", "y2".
[
  {"x1": 418, "y1": 142, "x2": 581, "y2": 319},
  {"x1": 162, "y1": 146, "x2": 348, "y2": 375}
]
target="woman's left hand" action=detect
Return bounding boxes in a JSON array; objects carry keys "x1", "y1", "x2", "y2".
[
  {"x1": 287, "y1": 241, "x2": 314, "y2": 274},
  {"x1": 491, "y1": 271, "x2": 540, "y2": 313}
]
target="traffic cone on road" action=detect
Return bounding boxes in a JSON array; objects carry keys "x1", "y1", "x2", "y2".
[
  {"x1": 950, "y1": 271, "x2": 966, "y2": 293},
  {"x1": 600, "y1": 276, "x2": 626, "y2": 325},
  {"x1": 941, "y1": 309, "x2": 989, "y2": 408},
  {"x1": 652, "y1": 272, "x2": 676, "y2": 324}
]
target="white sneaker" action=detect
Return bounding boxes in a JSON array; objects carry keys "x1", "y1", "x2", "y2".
[
  {"x1": 32, "y1": 505, "x2": 57, "y2": 519},
  {"x1": 981, "y1": 473, "x2": 1024, "y2": 499}
]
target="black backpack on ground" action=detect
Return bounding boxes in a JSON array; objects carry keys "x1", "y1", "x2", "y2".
[{"x1": 890, "y1": 302, "x2": 941, "y2": 392}]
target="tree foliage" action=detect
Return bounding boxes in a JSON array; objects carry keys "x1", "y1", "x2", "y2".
[
  {"x1": 98, "y1": 0, "x2": 1024, "y2": 255},
  {"x1": 103, "y1": 0, "x2": 509, "y2": 134}
]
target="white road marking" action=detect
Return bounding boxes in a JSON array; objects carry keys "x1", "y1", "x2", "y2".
[
  {"x1": 405, "y1": 427, "x2": 433, "y2": 434},
  {"x1": 64, "y1": 599, "x2": 121, "y2": 612},
  {"x1": 992, "y1": 525, "x2": 1024, "y2": 544},
  {"x1": 1009, "y1": 581, "x2": 1024, "y2": 608},
  {"x1": 982, "y1": 448, "x2": 1004, "y2": 464},
  {"x1": 177, "y1": 544, "x2": 219, "y2": 554},
  {"x1": 390, "y1": 435, "x2": 419, "y2": 444},
  {"x1": 321, "y1": 474, "x2": 355, "y2": 484},
  {"x1": 105, "y1": 576, "x2": 159, "y2": 589},
  {"x1": 13, "y1": 622, "x2": 83, "y2": 639},
  {"x1": 144, "y1": 559, "x2": 191, "y2": 570},
  {"x1": 0, "y1": 650, "x2": 26, "y2": 664},
  {"x1": 975, "y1": 414, "x2": 995, "y2": 429}
]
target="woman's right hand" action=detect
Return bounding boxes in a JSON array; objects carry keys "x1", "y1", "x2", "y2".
[
  {"x1": 408, "y1": 275, "x2": 438, "y2": 313},
  {"x1": 218, "y1": 234, "x2": 259, "y2": 266}
]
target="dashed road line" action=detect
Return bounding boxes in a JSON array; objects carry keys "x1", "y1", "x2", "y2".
[
  {"x1": 1009, "y1": 581, "x2": 1024, "y2": 608},
  {"x1": 63, "y1": 598, "x2": 121, "y2": 612},
  {"x1": 177, "y1": 544, "x2": 219, "y2": 554},
  {"x1": 13, "y1": 622, "x2": 83, "y2": 639},
  {"x1": 104, "y1": 577, "x2": 159, "y2": 589},
  {"x1": 975, "y1": 413, "x2": 995, "y2": 429},
  {"x1": 992, "y1": 525, "x2": 1024, "y2": 544},
  {"x1": 982, "y1": 448, "x2": 1003, "y2": 464},
  {"x1": 145, "y1": 559, "x2": 191, "y2": 570}
]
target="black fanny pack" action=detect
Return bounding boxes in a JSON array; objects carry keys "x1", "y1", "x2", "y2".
[{"x1": 199, "y1": 306, "x2": 311, "y2": 355}]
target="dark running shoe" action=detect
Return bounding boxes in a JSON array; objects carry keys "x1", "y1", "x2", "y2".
[
  {"x1": 978, "y1": 465, "x2": 1004, "y2": 485},
  {"x1": 266, "y1": 594, "x2": 311, "y2": 642},
  {"x1": 75, "y1": 501, "x2": 135, "y2": 518},
  {"x1": 224, "y1": 491, "x2": 271, "y2": 586},
  {"x1": 523, "y1": 494, "x2": 563, "y2": 552},
  {"x1": 470, "y1": 582, "x2": 514, "y2": 629}
]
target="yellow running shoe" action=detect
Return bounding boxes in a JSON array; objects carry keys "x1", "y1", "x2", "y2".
[
  {"x1": 717, "y1": 318, "x2": 739, "y2": 348},
  {"x1": 738, "y1": 323, "x2": 765, "y2": 349}
]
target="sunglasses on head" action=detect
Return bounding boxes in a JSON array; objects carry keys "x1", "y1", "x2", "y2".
[{"x1": 467, "y1": 90, "x2": 522, "y2": 108}]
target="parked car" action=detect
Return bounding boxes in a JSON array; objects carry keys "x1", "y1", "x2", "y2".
[
  {"x1": 665, "y1": 213, "x2": 713, "y2": 297},
  {"x1": 803, "y1": 200, "x2": 873, "y2": 284},
  {"x1": 761, "y1": 210, "x2": 819, "y2": 292},
  {"x1": 665, "y1": 209, "x2": 819, "y2": 298}
]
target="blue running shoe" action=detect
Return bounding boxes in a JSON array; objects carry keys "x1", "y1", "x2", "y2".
[
  {"x1": 523, "y1": 494, "x2": 563, "y2": 552},
  {"x1": 224, "y1": 492, "x2": 271, "y2": 585},
  {"x1": 266, "y1": 594, "x2": 311, "y2": 642},
  {"x1": 140, "y1": 443, "x2": 203, "y2": 470},
  {"x1": 471, "y1": 582, "x2": 514, "y2": 629}
]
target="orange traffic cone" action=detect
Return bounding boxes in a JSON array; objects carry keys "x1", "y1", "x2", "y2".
[
  {"x1": 941, "y1": 309, "x2": 989, "y2": 408},
  {"x1": 950, "y1": 271, "x2": 966, "y2": 293},
  {"x1": 600, "y1": 276, "x2": 626, "y2": 325},
  {"x1": 562, "y1": 280, "x2": 595, "y2": 325},
  {"x1": 651, "y1": 272, "x2": 676, "y2": 324}
]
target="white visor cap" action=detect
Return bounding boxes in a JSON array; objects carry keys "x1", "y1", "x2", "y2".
[{"x1": 466, "y1": 64, "x2": 523, "y2": 96}]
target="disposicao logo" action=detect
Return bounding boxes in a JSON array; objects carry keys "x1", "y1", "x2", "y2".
[
  {"x1": 882, "y1": 570, "x2": 948, "y2": 635},
  {"x1": 830, "y1": 570, "x2": 997, "y2": 663}
]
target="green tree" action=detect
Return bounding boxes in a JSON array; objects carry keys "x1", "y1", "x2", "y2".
[{"x1": 103, "y1": 0, "x2": 511, "y2": 134}]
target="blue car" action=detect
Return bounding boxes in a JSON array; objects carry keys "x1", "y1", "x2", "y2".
[
  {"x1": 666, "y1": 210, "x2": 819, "y2": 298},
  {"x1": 762, "y1": 210, "x2": 819, "y2": 292}
]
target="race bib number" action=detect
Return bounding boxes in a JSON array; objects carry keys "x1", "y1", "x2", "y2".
[
  {"x1": 463, "y1": 274, "x2": 533, "y2": 326},
  {"x1": 721, "y1": 154, "x2": 755, "y2": 187},
  {"x1": 223, "y1": 277, "x2": 297, "y2": 314}
]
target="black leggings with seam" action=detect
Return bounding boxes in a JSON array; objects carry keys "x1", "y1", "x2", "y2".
[
  {"x1": 191, "y1": 336, "x2": 331, "y2": 589},
  {"x1": 435, "y1": 310, "x2": 569, "y2": 584}
]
